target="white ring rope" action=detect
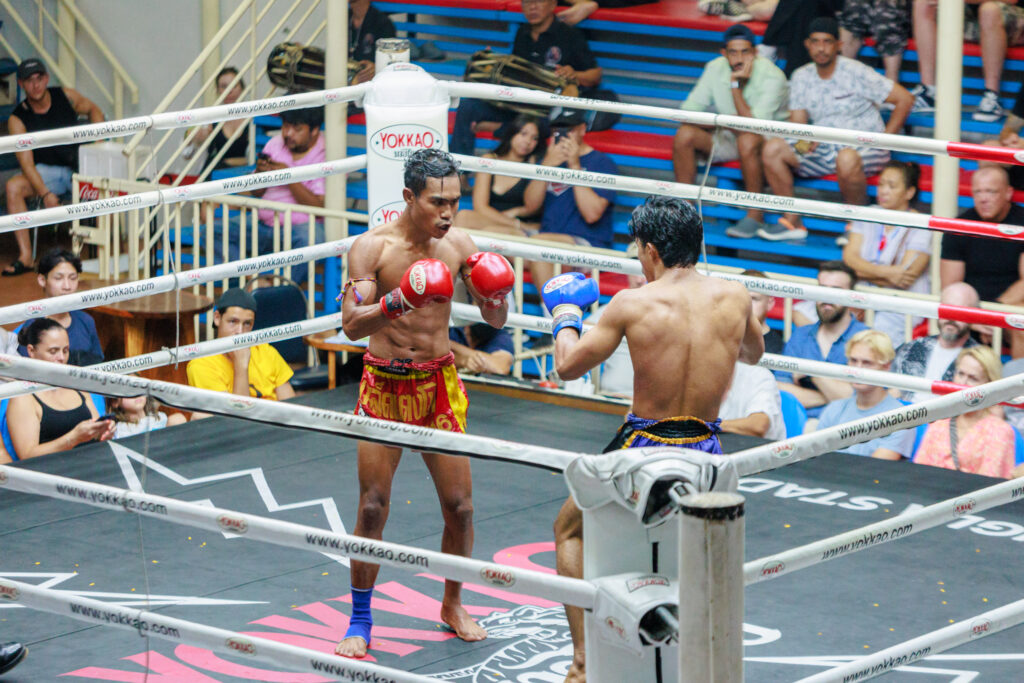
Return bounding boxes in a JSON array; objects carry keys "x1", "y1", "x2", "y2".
[
  {"x1": 0, "y1": 237, "x2": 355, "y2": 326},
  {"x1": 793, "y1": 596, "x2": 1024, "y2": 682},
  {"x1": 0, "y1": 312, "x2": 344, "y2": 401},
  {"x1": 4, "y1": 79, "x2": 1019, "y2": 168},
  {"x1": 0, "y1": 154, "x2": 366, "y2": 233},
  {"x1": 0, "y1": 85, "x2": 370, "y2": 155},
  {"x1": 0, "y1": 353, "x2": 578, "y2": 472},
  {"x1": 0, "y1": 466, "x2": 596, "y2": 609},
  {"x1": 446, "y1": 81, "x2": 1024, "y2": 167},
  {"x1": 745, "y1": 476, "x2": 1024, "y2": 586},
  {"x1": 0, "y1": 577, "x2": 432, "y2": 683},
  {"x1": 730, "y1": 372, "x2": 1024, "y2": 476},
  {"x1": 457, "y1": 155, "x2": 1024, "y2": 243}
]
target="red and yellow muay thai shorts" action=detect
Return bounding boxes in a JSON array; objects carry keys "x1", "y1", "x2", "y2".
[{"x1": 355, "y1": 351, "x2": 468, "y2": 433}]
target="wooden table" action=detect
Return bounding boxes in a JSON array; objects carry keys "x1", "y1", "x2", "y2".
[
  {"x1": 303, "y1": 329, "x2": 366, "y2": 390},
  {"x1": 84, "y1": 280, "x2": 213, "y2": 385}
]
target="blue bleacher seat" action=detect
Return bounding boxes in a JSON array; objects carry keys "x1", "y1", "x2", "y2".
[{"x1": 779, "y1": 390, "x2": 807, "y2": 438}]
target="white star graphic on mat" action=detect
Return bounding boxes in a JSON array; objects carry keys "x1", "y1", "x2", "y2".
[
  {"x1": 107, "y1": 441, "x2": 350, "y2": 565},
  {"x1": 0, "y1": 571, "x2": 264, "y2": 610}
]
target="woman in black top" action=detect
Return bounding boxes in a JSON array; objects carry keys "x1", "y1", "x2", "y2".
[
  {"x1": 455, "y1": 115, "x2": 548, "y2": 236},
  {"x1": 187, "y1": 67, "x2": 250, "y2": 170},
  {"x1": 6, "y1": 319, "x2": 113, "y2": 461}
]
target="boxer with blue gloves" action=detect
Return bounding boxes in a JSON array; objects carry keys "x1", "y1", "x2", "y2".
[{"x1": 549, "y1": 196, "x2": 766, "y2": 683}]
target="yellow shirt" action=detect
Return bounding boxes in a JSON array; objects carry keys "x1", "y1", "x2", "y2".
[{"x1": 186, "y1": 344, "x2": 294, "y2": 400}]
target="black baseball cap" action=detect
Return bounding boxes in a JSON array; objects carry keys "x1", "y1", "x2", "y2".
[
  {"x1": 549, "y1": 108, "x2": 587, "y2": 130},
  {"x1": 806, "y1": 16, "x2": 839, "y2": 39},
  {"x1": 17, "y1": 58, "x2": 46, "y2": 80},
  {"x1": 723, "y1": 24, "x2": 756, "y2": 47},
  {"x1": 216, "y1": 287, "x2": 258, "y2": 314}
]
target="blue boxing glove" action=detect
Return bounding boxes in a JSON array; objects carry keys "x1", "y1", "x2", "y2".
[{"x1": 542, "y1": 273, "x2": 600, "y2": 337}]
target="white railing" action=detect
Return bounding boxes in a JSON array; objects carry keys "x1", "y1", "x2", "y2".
[{"x1": 0, "y1": 0, "x2": 138, "y2": 119}]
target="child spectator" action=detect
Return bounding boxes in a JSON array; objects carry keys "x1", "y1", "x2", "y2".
[{"x1": 106, "y1": 391, "x2": 187, "y2": 439}]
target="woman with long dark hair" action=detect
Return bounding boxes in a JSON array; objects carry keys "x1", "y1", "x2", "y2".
[{"x1": 455, "y1": 115, "x2": 547, "y2": 235}]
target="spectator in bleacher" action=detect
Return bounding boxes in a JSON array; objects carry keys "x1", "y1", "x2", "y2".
[
  {"x1": 994, "y1": 95, "x2": 1024, "y2": 189},
  {"x1": 1001, "y1": 354, "x2": 1024, "y2": 433},
  {"x1": 914, "y1": 346, "x2": 1017, "y2": 478},
  {"x1": 815, "y1": 329, "x2": 914, "y2": 458},
  {"x1": 841, "y1": 160, "x2": 930, "y2": 346},
  {"x1": 450, "y1": 323, "x2": 515, "y2": 376},
  {"x1": 449, "y1": 0, "x2": 602, "y2": 158},
  {"x1": 839, "y1": 0, "x2": 910, "y2": 84},
  {"x1": 761, "y1": 0, "x2": 843, "y2": 77},
  {"x1": 105, "y1": 389, "x2": 187, "y2": 439},
  {"x1": 454, "y1": 115, "x2": 547, "y2": 234},
  {"x1": 720, "y1": 359, "x2": 787, "y2": 439},
  {"x1": 940, "y1": 166, "x2": 1024, "y2": 355},
  {"x1": 760, "y1": 17, "x2": 913, "y2": 241},
  {"x1": 523, "y1": 109, "x2": 618, "y2": 289},
  {"x1": 6, "y1": 318, "x2": 114, "y2": 460},
  {"x1": 186, "y1": 288, "x2": 295, "y2": 417},
  {"x1": 671, "y1": 24, "x2": 789, "y2": 239},
  {"x1": 4, "y1": 57, "x2": 104, "y2": 276},
  {"x1": 348, "y1": 0, "x2": 397, "y2": 85},
  {"x1": 14, "y1": 249, "x2": 104, "y2": 366},
  {"x1": 185, "y1": 67, "x2": 250, "y2": 170},
  {"x1": 247, "y1": 106, "x2": 326, "y2": 284},
  {"x1": 891, "y1": 282, "x2": 980, "y2": 402},
  {"x1": 774, "y1": 260, "x2": 868, "y2": 414},
  {"x1": 743, "y1": 269, "x2": 785, "y2": 354},
  {"x1": 910, "y1": 1, "x2": 1024, "y2": 121}
]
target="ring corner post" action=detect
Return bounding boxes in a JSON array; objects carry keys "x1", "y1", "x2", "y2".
[{"x1": 677, "y1": 491, "x2": 745, "y2": 683}]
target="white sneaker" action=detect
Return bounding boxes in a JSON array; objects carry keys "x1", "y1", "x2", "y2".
[{"x1": 973, "y1": 90, "x2": 1005, "y2": 122}]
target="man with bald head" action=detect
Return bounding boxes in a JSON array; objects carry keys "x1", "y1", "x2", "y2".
[
  {"x1": 891, "y1": 282, "x2": 981, "y2": 402},
  {"x1": 941, "y1": 165, "x2": 1024, "y2": 355}
]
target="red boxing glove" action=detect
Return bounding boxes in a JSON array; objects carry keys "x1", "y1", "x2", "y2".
[
  {"x1": 379, "y1": 259, "x2": 454, "y2": 319},
  {"x1": 466, "y1": 251, "x2": 514, "y2": 308}
]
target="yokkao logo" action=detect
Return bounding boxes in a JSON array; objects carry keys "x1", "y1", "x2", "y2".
[
  {"x1": 324, "y1": 91, "x2": 342, "y2": 103},
  {"x1": 217, "y1": 514, "x2": 249, "y2": 534},
  {"x1": 480, "y1": 566, "x2": 516, "y2": 587},
  {"x1": 319, "y1": 162, "x2": 337, "y2": 176},
  {"x1": 952, "y1": 497, "x2": 977, "y2": 517},
  {"x1": 1015, "y1": 150, "x2": 1024, "y2": 164},
  {"x1": 24, "y1": 302, "x2": 45, "y2": 316},
  {"x1": 760, "y1": 561, "x2": 784, "y2": 578},
  {"x1": 369, "y1": 123, "x2": 443, "y2": 160},
  {"x1": 848, "y1": 292, "x2": 868, "y2": 304},
  {"x1": 543, "y1": 273, "x2": 577, "y2": 294},
  {"x1": 970, "y1": 619, "x2": 992, "y2": 638},
  {"x1": 15, "y1": 135, "x2": 35, "y2": 149},
  {"x1": 225, "y1": 636, "x2": 256, "y2": 655},
  {"x1": 496, "y1": 86, "x2": 514, "y2": 98},
  {"x1": 172, "y1": 187, "x2": 191, "y2": 201},
  {"x1": 13, "y1": 214, "x2": 31, "y2": 226},
  {"x1": 855, "y1": 134, "x2": 877, "y2": 144},
  {"x1": 770, "y1": 441, "x2": 794, "y2": 459},
  {"x1": 408, "y1": 263, "x2": 428, "y2": 295},
  {"x1": 604, "y1": 617, "x2": 626, "y2": 641},
  {"x1": 371, "y1": 200, "x2": 406, "y2": 227},
  {"x1": 626, "y1": 575, "x2": 668, "y2": 592},
  {"x1": 1007, "y1": 314, "x2": 1024, "y2": 330},
  {"x1": 962, "y1": 388, "x2": 985, "y2": 407},
  {"x1": 0, "y1": 356, "x2": 12, "y2": 370},
  {"x1": 998, "y1": 224, "x2": 1024, "y2": 237},
  {"x1": 227, "y1": 397, "x2": 256, "y2": 411},
  {"x1": 176, "y1": 112, "x2": 194, "y2": 124}
]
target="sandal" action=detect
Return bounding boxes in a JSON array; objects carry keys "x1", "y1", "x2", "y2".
[{"x1": 1, "y1": 260, "x2": 29, "y2": 277}]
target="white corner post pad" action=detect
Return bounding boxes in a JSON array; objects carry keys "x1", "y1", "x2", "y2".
[
  {"x1": 575, "y1": 450, "x2": 737, "y2": 683},
  {"x1": 591, "y1": 573, "x2": 679, "y2": 655},
  {"x1": 678, "y1": 492, "x2": 745, "y2": 683},
  {"x1": 564, "y1": 447, "x2": 738, "y2": 527}
]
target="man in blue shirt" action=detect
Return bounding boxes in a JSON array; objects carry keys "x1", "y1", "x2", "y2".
[
  {"x1": 816, "y1": 329, "x2": 914, "y2": 458},
  {"x1": 525, "y1": 109, "x2": 617, "y2": 288},
  {"x1": 776, "y1": 260, "x2": 868, "y2": 416}
]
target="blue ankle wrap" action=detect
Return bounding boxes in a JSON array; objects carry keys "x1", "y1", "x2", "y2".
[{"x1": 344, "y1": 586, "x2": 373, "y2": 644}]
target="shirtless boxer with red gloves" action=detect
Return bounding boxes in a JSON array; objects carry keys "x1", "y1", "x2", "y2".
[
  {"x1": 542, "y1": 196, "x2": 764, "y2": 683},
  {"x1": 337, "y1": 149, "x2": 513, "y2": 659}
]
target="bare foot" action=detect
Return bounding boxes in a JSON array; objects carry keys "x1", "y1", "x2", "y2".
[
  {"x1": 334, "y1": 635, "x2": 369, "y2": 659},
  {"x1": 441, "y1": 603, "x2": 487, "y2": 642},
  {"x1": 565, "y1": 660, "x2": 586, "y2": 683}
]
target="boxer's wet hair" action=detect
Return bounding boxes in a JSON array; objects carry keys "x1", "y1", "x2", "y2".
[
  {"x1": 405, "y1": 149, "x2": 460, "y2": 196},
  {"x1": 628, "y1": 196, "x2": 702, "y2": 268},
  {"x1": 17, "y1": 317, "x2": 64, "y2": 348}
]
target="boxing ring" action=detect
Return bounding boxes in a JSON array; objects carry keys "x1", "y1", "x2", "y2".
[{"x1": 2, "y1": 66, "x2": 1024, "y2": 681}]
